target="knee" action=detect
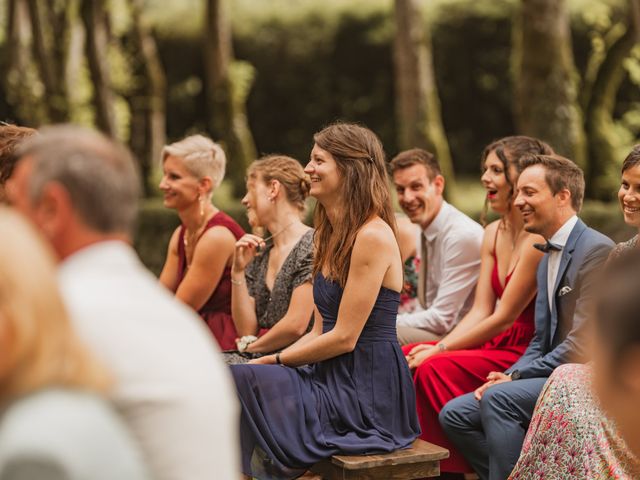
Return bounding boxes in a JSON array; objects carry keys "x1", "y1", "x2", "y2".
[
  {"x1": 439, "y1": 396, "x2": 474, "y2": 433},
  {"x1": 479, "y1": 386, "x2": 513, "y2": 421}
]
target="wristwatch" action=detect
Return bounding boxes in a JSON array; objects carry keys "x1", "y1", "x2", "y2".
[{"x1": 509, "y1": 370, "x2": 521, "y2": 381}]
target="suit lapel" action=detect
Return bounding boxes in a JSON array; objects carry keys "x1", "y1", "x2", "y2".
[{"x1": 549, "y1": 219, "x2": 586, "y2": 346}]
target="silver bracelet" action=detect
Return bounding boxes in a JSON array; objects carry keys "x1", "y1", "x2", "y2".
[{"x1": 230, "y1": 277, "x2": 244, "y2": 286}]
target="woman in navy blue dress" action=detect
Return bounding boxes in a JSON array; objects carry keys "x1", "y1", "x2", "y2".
[{"x1": 230, "y1": 122, "x2": 420, "y2": 479}]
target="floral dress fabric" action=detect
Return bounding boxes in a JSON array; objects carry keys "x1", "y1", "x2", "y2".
[
  {"x1": 398, "y1": 256, "x2": 420, "y2": 314},
  {"x1": 509, "y1": 363, "x2": 640, "y2": 479}
]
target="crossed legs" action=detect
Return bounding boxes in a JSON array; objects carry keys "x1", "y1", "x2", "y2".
[{"x1": 439, "y1": 378, "x2": 547, "y2": 480}]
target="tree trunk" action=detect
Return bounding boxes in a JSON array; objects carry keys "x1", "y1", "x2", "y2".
[
  {"x1": 125, "y1": 0, "x2": 167, "y2": 197},
  {"x1": 513, "y1": 0, "x2": 586, "y2": 168},
  {"x1": 4, "y1": 0, "x2": 47, "y2": 125},
  {"x1": 204, "y1": 0, "x2": 256, "y2": 197},
  {"x1": 25, "y1": 0, "x2": 70, "y2": 122},
  {"x1": 393, "y1": 0, "x2": 454, "y2": 190},
  {"x1": 81, "y1": 0, "x2": 117, "y2": 137},
  {"x1": 583, "y1": 0, "x2": 640, "y2": 200}
]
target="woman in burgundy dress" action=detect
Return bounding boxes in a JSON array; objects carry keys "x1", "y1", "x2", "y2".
[
  {"x1": 159, "y1": 134, "x2": 244, "y2": 350},
  {"x1": 403, "y1": 136, "x2": 551, "y2": 475}
]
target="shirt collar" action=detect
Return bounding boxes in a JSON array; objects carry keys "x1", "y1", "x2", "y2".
[
  {"x1": 548, "y1": 215, "x2": 578, "y2": 248},
  {"x1": 59, "y1": 240, "x2": 137, "y2": 277},
  {"x1": 423, "y1": 201, "x2": 450, "y2": 242}
]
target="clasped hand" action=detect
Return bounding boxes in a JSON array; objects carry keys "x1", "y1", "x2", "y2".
[
  {"x1": 405, "y1": 344, "x2": 438, "y2": 369},
  {"x1": 473, "y1": 371, "x2": 511, "y2": 400}
]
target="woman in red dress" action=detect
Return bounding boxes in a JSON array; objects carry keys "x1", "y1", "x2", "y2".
[
  {"x1": 403, "y1": 136, "x2": 551, "y2": 475},
  {"x1": 159, "y1": 134, "x2": 244, "y2": 350}
]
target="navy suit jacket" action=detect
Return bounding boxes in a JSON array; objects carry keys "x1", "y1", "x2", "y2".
[{"x1": 507, "y1": 219, "x2": 613, "y2": 379}]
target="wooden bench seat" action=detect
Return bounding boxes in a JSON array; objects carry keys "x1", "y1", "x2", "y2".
[{"x1": 309, "y1": 439, "x2": 449, "y2": 479}]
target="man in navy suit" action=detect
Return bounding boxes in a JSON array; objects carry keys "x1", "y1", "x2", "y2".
[{"x1": 439, "y1": 154, "x2": 613, "y2": 480}]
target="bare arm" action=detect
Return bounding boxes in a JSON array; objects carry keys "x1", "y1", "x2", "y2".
[
  {"x1": 230, "y1": 234, "x2": 264, "y2": 335},
  {"x1": 158, "y1": 227, "x2": 181, "y2": 291},
  {"x1": 396, "y1": 216, "x2": 418, "y2": 262},
  {"x1": 441, "y1": 223, "x2": 500, "y2": 342},
  {"x1": 247, "y1": 283, "x2": 314, "y2": 353},
  {"x1": 443, "y1": 233, "x2": 543, "y2": 350},
  {"x1": 175, "y1": 226, "x2": 236, "y2": 311},
  {"x1": 254, "y1": 220, "x2": 400, "y2": 366}
]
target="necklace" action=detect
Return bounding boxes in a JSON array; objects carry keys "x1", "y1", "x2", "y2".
[{"x1": 256, "y1": 221, "x2": 298, "y2": 253}]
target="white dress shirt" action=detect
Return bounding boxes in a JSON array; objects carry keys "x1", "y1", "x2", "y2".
[
  {"x1": 397, "y1": 202, "x2": 483, "y2": 335},
  {"x1": 546, "y1": 215, "x2": 578, "y2": 309},
  {"x1": 58, "y1": 241, "x2": 239, "y2": 480}
]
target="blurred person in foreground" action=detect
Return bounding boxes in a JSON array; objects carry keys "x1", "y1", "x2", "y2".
[
  {"x1": 390, "y1": 148, "x2": 483, "y2": 345},
  {"x1": 227, "y1": 155, "x2": 314, "y2": 364},
  {"x1": 593, "y1": 250, "x2": 640, "y2": 461},
  {"x1": 508, "y1": 145, "x2": 640, "y2": 479},
  {"x1": 0, "y1": 123, "x2": 36, "y2": 203},
  {"x1": 159, "y1": 134, "x2": 245, "y2": 350},
  {"x1": 0, "y1": 208, "x2": 149, "y2": 480},
  {"x1": 6, "y1": 125, "x2": 239, "y2": 480}
]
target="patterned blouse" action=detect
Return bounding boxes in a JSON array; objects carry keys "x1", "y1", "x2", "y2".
[
  {"x1": 509, "y1": 235, "x2": 640, "y2": 480},
  {"x1": 245, "y1": 229, "x2": 314, "y2": 329}
]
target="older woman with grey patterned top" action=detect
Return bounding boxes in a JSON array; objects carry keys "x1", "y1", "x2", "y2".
[{"x1": 226, "y1": 155, "x2": 314, "y2": 364}]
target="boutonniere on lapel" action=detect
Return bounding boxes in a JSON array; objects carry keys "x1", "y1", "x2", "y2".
[{"x1": 558, "y1": 286, "x2": 573, "y2": 296}]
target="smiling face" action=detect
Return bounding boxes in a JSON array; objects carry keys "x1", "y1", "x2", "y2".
[
  {"x1": 481, "y1": 150, "x2": 516, "y2": 215},
  {"x1": 304, "y1": 144, "x2": 341, "y2": 203},
  {"x1": 514, "y1": 164, "x2": 567, "y2": 238},
  {"x1": 618, "y1": 164, "x2": 640, "y2": 229},
  {"x1": 392, "y1": 164, "x2": 444, "y2": 230},
  {"x1": 158, "y1": 155, "x2": 202, "y2": 210}
]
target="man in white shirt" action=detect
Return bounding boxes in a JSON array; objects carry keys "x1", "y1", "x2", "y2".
[
  {"x1": 390, "y1": 148, "x2": 483, "y2": 345},
  {"x1": 7, "y1": 126, "x2": 239, "y2": 480}
]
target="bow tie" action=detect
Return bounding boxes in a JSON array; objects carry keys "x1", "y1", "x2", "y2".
[{"x1": 533, "y1": 241, "x2": 563, "y2": 253}]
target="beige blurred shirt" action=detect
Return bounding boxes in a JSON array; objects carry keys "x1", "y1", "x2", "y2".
[{"x1": 58, "y1": 241, "x2": 239, "y2": 480}]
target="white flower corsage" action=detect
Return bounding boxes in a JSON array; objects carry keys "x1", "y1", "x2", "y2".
[{"x1": 236, "y1": 335, "x2": 258, "y2": 353}]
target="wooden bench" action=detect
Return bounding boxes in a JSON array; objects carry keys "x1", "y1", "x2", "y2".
[{"x1": 309, "y1": 439, "x2": 449, "y2": 479}]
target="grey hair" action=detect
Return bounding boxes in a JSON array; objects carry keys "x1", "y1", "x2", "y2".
[
  {"x1": 161, "y1": 134, "x2": 226, "y2": 191},
  {"x1": 17, "y1": 125, "x2": 140, "y2": 234}
]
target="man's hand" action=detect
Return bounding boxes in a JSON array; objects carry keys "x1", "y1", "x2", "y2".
[{"x1": 474, "y1": 371, "x2": 511, "y2": 400}]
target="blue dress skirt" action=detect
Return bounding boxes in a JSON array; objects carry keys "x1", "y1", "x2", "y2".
[{"x1": 230, "y1": 273, "x2": 421, "y2": 479}]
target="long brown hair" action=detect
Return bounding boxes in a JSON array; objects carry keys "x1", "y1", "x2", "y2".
[{"x1": 312, "y1": 122, "x2": 397, "y2": 287}]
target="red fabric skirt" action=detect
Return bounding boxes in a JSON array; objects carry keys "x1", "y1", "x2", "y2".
[{"x1": 402, "y1": 321, "x2": 534, "y2": 473}]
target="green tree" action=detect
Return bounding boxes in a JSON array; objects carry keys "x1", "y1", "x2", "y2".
[
  {"x1": 513, "y1": 0, "x2": 587, "y2": 168},
  {"x1": 393, "y1": 0, "x2": 455, "y2": 190},
  {"x1": 204, "y1": 0, "x2": 256, "y2": 196}
]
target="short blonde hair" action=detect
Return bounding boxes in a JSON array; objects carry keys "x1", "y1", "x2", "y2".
[
  {"x1": 0, "y1": 208, "x2": 111, "y2": 398},
  {"x1": 161, "y1": 134, "x2": 226, "y2": 191}
]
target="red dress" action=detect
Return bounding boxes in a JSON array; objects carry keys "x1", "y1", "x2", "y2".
[
  {"x1": 177, "y1": 211, "x2": 245, "y2": 350},
  {"x1": 402, "y1": 249, "x2": 535, "y2": 473}
]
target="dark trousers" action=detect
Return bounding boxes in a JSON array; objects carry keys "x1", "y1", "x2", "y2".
[{"x1": 438, "y1": 378, "x2": 547, "y2": 480}]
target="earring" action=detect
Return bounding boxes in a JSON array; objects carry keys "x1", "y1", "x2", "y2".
[{"x1": 199, "y1": 195, "x2": 205, "y2": 218}]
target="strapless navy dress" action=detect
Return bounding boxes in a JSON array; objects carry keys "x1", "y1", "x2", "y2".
[{"x1": 230, "y1": 273, "x2": 421, "y2": 479}]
